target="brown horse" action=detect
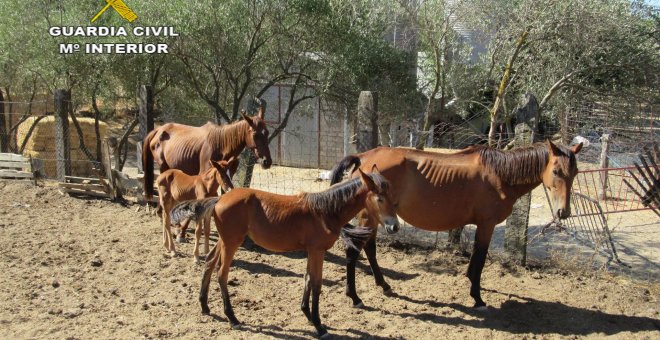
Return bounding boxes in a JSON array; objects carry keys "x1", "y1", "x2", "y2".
[
  {"x1": 142, "y1": 101, "x2": 272, "y2": 200},
  {"x1": 173, "y1": 167, "x2": 399, "y2": 337},
  {"x1": 157, "y1": 158, "x2": 235, "y2": 259},
  {"x1": 330, "y1": 140, "x2": 583, "y2": 309}
]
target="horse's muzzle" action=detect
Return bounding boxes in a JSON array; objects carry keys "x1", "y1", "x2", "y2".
[
  {"x1": 384, "y1": 218, "x2": 400, "y2": 234},
  {"x1": 557, "y1": 208, "x2": 571, "y2": 219},
  {"x1": 260, "y1": 157, "x2": 272, "y2": 169}
]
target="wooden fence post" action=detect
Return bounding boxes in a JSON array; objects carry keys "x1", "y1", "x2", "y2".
[
  {"x1": 0, "y1": 89, "x2": 8, "y2": 153},
  {"x1": 54, "y1": 89, "x2": 71, "y2": 181},
  {"x1": 102, "y1": 137, "x2": 119, "y2": 200},
  {"x1": 599, "y1": 134, "x2": 611, "y2": 200},
  {"x1": 504, "y1": 93, "x2": 540, "y2": 265},
  {"x1": 356, "y1": 91, "x2": 378, "y2": 152},
  {"x1": 137, "y1": 85, "x2": 154, "y2": 173}
]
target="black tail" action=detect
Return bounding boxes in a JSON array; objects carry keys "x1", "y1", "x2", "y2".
[
  {"x1": 142, "y1": 129, "x2": 157, "y2": 199},
  {"x1": 330, "y1": 155, "x2": 361, "y2": 185},
  {"x1": 340, "y1": 224, "x2": 374, "y2": 250},
  {"x1": 170, "y1": 197, "x2": 219, "y2": 226}
]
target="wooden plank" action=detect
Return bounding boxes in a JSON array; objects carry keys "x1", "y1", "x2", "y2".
[
  {"x1": 0, "y1": 153, "x2": 25, "y2": 162},
  {"x1": 0, "y1": 170, "x2": 34, "y2": 179},
  {"x1": 65, "y1": 176, "x2": 101, "y2": 184},
  {"x1": 0, "y1": 161, "x2": 29, "y2": 170},
  {"x1": 59, "y1": 182, "x2": 106, "y2": 191},
  {"x1": 61, "y1": 188, "x2": 111, "y2": 198}
]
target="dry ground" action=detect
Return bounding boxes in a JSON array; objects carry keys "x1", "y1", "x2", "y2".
[{"x1": 0, "y1": 180, "x2": 659, "y2": 339}]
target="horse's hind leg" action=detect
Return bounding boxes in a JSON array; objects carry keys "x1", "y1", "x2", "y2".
[
  {"x1": 218, "y1": 240, "x2": 241, "y2": 327},
  {"x1": 344, "y1": 225, "x2": 368, "y2": 307},
  {"x1": 200, "y1": 243, "x2": 220, "y2": 314},
  {"x1": 306, "y1": 250, "x2": 328, "y2": 338},
  {"x1": 364, "y1": 233, "x2": 391, "y2": 294},
  {"x1": 466, "y1": 223, "x2": 495, "y2": 309}
]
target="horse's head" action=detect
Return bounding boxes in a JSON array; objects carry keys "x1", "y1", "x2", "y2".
[
  {"x1": 542, "y1": 140, "x2": 583, "y2": 219},
  {"x1": 241, "y1": 103, "x2": 273, "y2": 169},
  {"x1": 208, "y1": 157, "x2": 237, "y2": 193},
  {"x1": 358, "y1": 165, "x2": 400, "y2": 234}
]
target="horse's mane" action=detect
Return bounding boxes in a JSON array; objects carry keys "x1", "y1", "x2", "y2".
[
  {"x1": 208, "y1": 120, "x2": 250, "y2": 151},
  {"x1": 302, "y1": 173, "x2": 388, "y2": 215},
  {"x1": 475, "y1": 142, "x2": 575, "y2": 185}
]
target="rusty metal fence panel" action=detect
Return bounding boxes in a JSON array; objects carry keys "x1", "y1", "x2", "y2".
[{"x1": 573, "y1": 166, "x2": 659, "y2": 215}]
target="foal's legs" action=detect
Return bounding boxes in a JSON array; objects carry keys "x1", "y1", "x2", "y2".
[
  {"x1": 203, "y1": 215, "x2": 211, "y2": 255},
  {"x1": 200, "y1": 243, "x2": 220, "y2": 314},
  {"x1": 217, "y1": 240, "x2": 241, "y2": 326},
  {"x1": 193, "y1": 218, "x2": 203, "y2": 261},
  {"x1": 303, "y1": 250, "x2": 327, "y2": 337},
  {"x1": 466, "y1": 223, "x2": 495, "y2": 308},
  {"x1": 159, "y1": 193, "x2": 176, "y2": 255}
]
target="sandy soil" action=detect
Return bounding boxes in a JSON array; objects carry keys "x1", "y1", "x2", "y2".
[{"x1": 0, "y1": 179, "x2": 658, "y2": 339}]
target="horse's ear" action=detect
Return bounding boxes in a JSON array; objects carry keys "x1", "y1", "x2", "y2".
[
  {"x1": 240, "y1": 110, "x2": 256, "y2": 128},
  {"x1": 357, "y1": 168, "x2": 377, "y2": 191},
  {"x1": 371, "y1": 164, "x2": 380, "y2": 175},
  {"x1": 571, "y1": 142, "x2": 583, "y2": 154},
  {"x1": 546, "y1": 139, "x2": 562, "y2": 156}
]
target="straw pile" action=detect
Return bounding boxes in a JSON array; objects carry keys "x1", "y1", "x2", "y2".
[{"x1": 17, "y1": 116, "x2": 108, "y2": 178}]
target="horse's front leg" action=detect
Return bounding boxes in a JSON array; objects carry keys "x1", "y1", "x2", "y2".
[
  {"x1": 364, "y1": 233, "x2": 391, "y2": 294},
  {"x1": 466, "y1": 223, "x2": 495, "y2": 309},
  {"x1": 306, "y1": 250, "x2": 328, "y2": 338}
]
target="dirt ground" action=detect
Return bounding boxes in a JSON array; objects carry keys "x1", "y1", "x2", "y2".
[{"x1": 0, "y1": 179, "x2": 658, "y2": 339}]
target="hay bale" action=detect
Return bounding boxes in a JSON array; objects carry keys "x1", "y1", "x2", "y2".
[{"x1": 16, "y1": 116, "x2": 108, "y2": 178}]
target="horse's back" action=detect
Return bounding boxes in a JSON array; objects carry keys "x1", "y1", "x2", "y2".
[
  {"x1": 154, "y1": 123, "x2": 212, "y2": 175},
  {"x1": 360, "y1": 147, "x2": 498, "y2": 230}
]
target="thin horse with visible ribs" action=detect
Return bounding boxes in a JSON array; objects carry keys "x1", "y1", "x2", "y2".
[
  {"x1": 142, "y1": 98, "x2": 272, "y2": 201},
  {"x1": 330, "y1": 140, "x2": 582, "y2": 309},
  {"x1": 172, "y1": 166, "x2": 399, "y2": 338}
]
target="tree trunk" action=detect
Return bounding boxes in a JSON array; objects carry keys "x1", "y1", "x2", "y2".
[
  {"x1": 0, "y1": 89, "x2": 7, "y2": 153},
  {"x1": 489, "y1": 30, "x2": 528, "y2": 147}
]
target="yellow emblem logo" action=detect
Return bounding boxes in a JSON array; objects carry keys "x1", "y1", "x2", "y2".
[{"x1": 91, "y1": 0, "x2": 138, "y2": 23}]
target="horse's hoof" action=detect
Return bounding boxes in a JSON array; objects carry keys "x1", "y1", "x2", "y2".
[
  {"x1": 352, "y1": 301, "x2": 364, "y2": 309},
  {"x1": 474, "y1": 305, "x2": 488, "y2": 312},
  {"x1": 319, "y1": 330, "x2": 331, "y2": 339},
  {"x1": 230, "y1": 322, "x2": 242, "y2": 330},
  {"x1": 383, "y1": 288, "x2": 394, "y2": 296},
  {"x1": 176, "y1": 237, "x2": 186, "y2": 243},
  {"x1": 201, "y1": 307, "x2": 210, "y2": 315}
]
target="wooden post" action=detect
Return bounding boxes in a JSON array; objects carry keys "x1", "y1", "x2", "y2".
[
  {"x1": 137, "y1": 85, "x2": 154, "y2": 173},
  {"x1": 0, "y1": 89, "x2": 7, "y2": 153},
  {"x1": 599, "y1": 134, "x2": 611, "y2": 200},
  {"x1": 504, "y1": 93, "x2": 539, "y2": 265},
  {"x1": 356, "y1": 91, "x2": 378, "y2": 152},
  {"x1": 54, "y1": 89, "x2": 71, "y2": 181},
  {"x1": 102, "y1": 137, "x2": 119, "y2": 200}
]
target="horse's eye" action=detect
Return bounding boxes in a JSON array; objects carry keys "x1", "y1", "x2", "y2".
[
  {"x1": 552, "y1": 169, "x2": 559, "y2": 176},
  {"x1": 377, "y1": 196, "x2": 384, "y2": 203}
]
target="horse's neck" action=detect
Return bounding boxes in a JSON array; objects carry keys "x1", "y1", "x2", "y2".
[
  {"x1": 213, "y1": 121, "x2": 249, "y2": 157},
  {"x1": 503, "y1": 181, "x2": 542, "y2": 202},
  {"x1": 330, "y1": 190, "x2": 370, "y2": 232}
]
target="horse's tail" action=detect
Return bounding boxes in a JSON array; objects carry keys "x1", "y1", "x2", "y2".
[
  {"x1": 340, "y1": 223, "x2": 374, "y2": 250},
  {"x1": 142, "y1": 129, "x2": 157, "y2": 199},
  {"x1": 330, "y1": 154, "x2": 362, "y2": 185},
  {"x1": 170, "y1": 197, "x2": 219, "y2": 227}
]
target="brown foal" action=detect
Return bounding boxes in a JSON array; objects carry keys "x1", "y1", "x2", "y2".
[{"x1": 174, "y1": 167, "x2": 399, "y2": 337}]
